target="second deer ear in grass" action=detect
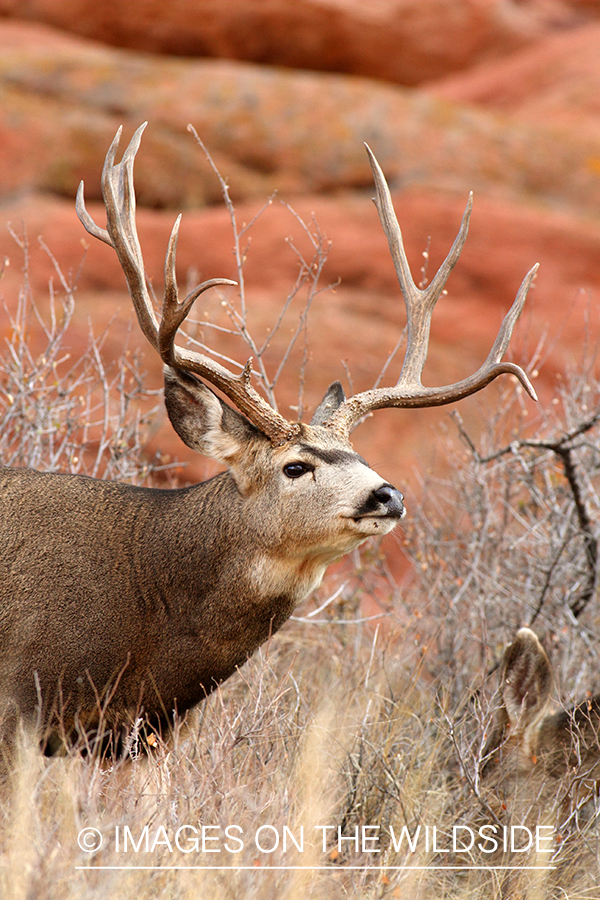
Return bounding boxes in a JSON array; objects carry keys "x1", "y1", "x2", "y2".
[{"x1": 501, "y1": 627, "x2": 552, "y2": 756}]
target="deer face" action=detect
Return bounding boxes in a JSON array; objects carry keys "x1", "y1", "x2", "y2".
[
  {"x1": 164, "y1": 367, "x2": 405, "y2": 564},
  {"x1": 265, "y1": 427, "x2": 404, "y2": 555}
]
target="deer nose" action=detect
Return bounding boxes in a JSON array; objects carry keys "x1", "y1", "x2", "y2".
[{"x1": 372, "y1": 484, "x2": 405, "y2": 518}]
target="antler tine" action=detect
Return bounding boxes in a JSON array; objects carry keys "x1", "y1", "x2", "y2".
[
  {"x1": 160, "y1": 212, "x2": 235, "y2": 361},
  {"x1": 365, "y1": 143, "x2": 472, "y2": 389},
  {"x1": 77, "y1": 125, "x2": 300, "y2": 446},
  {"x1": 77, "y1": 122, "x2": 161, "y2": 349},
  {"x1": 324, "y1": 147, "x2": 537, "y2": 437}
]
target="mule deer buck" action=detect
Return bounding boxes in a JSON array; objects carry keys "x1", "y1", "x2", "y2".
[
  {"x1": 0, "y1": 124, "x2": 538, "y2": 757},
  {"x1": 479, "y1": 628, "x2": 600, "y2": 886}
]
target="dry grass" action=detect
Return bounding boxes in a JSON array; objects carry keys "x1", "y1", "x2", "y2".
[{"x1": 0, "y1": 612, "x2": 597, "y2": 899}]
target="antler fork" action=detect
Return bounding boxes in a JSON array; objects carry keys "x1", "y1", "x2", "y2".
[
  {"x1": 76, "y1": 122, "x2": 300, "y2": 445},
  {"x1": 324, "y1": 146, "x2": 537, "y2": 436}
]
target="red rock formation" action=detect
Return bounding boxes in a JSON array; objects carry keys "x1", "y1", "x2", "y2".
[
  {"x1": 0, "y1": 0, "x2": 581, "y2": 85},
  {"x1": 428, "y1": 20, "x2": 600, "y2": 137},
  {"x1": 1, "y1": 20, "x2": 600, "y2": 216}
]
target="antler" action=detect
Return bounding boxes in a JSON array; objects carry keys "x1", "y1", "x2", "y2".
[
  {"x1": 76, "y1": 123, "x2": 300, "y2": 445},
  {"x1": 77, "y1": 125, "x2": 536, "y2": 446},
  {"x1": 324, "y1": 145, "x2": 538, "y2": 437}
]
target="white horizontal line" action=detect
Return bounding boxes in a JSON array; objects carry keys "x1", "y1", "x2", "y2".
[{"x1": 75, "y1": 865, "x2": 558, "y2": 871}]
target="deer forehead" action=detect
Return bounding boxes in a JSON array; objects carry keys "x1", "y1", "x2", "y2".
[
  {"x1": 234, "y1": 427, "x2": 384, "y2": 494},
  {"x1": 275, "y1": 430, "x2": 376, "y2": 475}
]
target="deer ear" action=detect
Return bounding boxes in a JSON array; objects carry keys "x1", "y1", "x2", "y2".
[
  {"x1": 502, "y1": 627, "x2": 552, "y2": 734},
  {"x1": 163, "y1": 367, "x2": 262, "y2": 464},
  {"x1": 310, "y1": 381, "x2": 346, "y2": 426}
]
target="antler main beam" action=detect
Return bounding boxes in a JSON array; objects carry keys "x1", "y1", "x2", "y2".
[
  {"x1": 324, "y1": 145, "x2": 537, "y2": 437},
  {"x1": 76, "y1": 122, "x2": 300, "y2": 446}
]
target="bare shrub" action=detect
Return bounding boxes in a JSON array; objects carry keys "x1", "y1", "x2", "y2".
[
  {"x1": 394, "y1": 357, "x2": 600, "y2": 899},
  {"x1": 400, "y1": 358, "x2": 600, "y2": 701},
  {"x1": 0, "y1": 229, "x2": 164, "y2": 484}
]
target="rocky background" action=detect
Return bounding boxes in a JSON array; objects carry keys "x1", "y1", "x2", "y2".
[{"x1": 1, "y1": 0, "x2": 600, "y2": 492}]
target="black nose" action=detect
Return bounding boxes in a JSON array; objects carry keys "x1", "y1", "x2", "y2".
[{"x1": 373, "y1": 484, "x2": 405, "y2": 517}]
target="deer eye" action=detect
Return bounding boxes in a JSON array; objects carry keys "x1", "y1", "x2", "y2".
[{"x1": 283, "y1": 462, "x2": 314, "y2": 479}]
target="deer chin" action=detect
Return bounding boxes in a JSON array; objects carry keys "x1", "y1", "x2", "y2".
[{"x1": 347, "y1": 513, "x2": 402, "y2": 536}]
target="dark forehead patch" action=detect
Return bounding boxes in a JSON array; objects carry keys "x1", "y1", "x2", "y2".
[{"x1": 296, "y1": 443, "x2": 370, "y2": 467}]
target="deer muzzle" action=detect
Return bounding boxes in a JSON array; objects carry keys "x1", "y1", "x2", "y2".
[{"x1": 354, "y1": 483, "x2": 405, "y2": 522}]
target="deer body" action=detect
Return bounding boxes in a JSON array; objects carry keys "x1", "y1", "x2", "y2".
[
  {"x1": 0, "y1": 124, "x2": 538, "y2": 755},
  {"x1": 0, "y1": 408, "x2": 403, "y2": 744},
  {"x1": 1, "y1": 467, "x2": 286, "y2": 723}
]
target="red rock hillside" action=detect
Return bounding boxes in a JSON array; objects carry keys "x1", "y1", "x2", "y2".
[{"x1": 0, "y1": 0, "x2": 600, "y2": 518}]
